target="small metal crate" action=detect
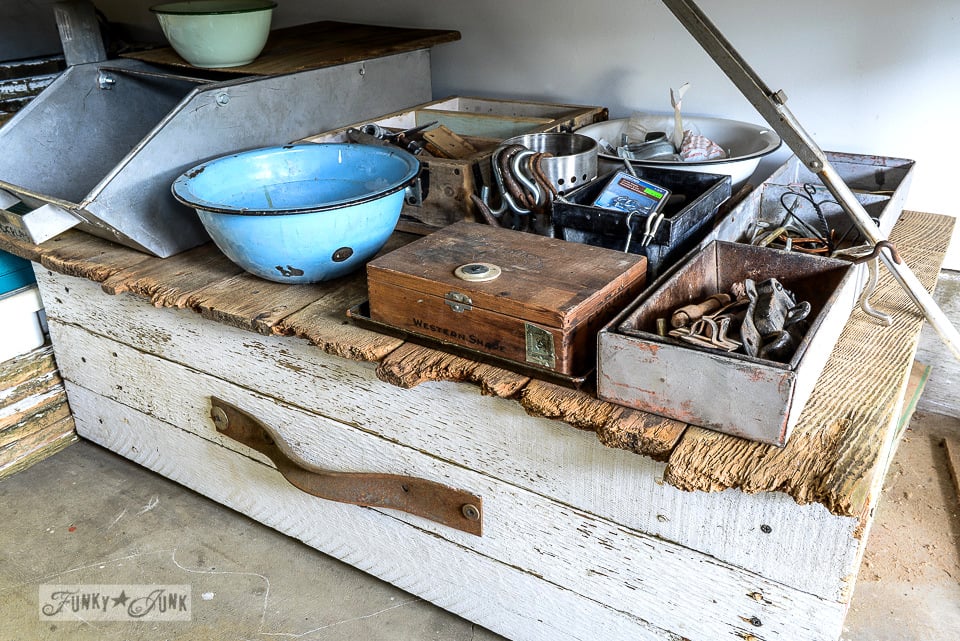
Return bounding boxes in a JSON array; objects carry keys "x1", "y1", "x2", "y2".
[{"x1": 597, "y1": 241, "x2": 856, "y2": 446}]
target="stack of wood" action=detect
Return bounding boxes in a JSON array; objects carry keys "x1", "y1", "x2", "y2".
[
  {"x1": 0, "y1": 344, "x2": 76, "y2": 478},
  {"x1": 0, "y1": 55, "x2": 64, "y2": 128}
]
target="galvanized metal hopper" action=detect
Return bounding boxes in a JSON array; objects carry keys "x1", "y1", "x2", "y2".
[{"x1": 0, "y1": 52, "x2": 431, "y2": 257}]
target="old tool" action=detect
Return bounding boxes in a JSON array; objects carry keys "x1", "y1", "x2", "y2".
[
  {"x1": 354, "y1": 120, "x2": 439, "y2": 155},
  {"x1": 661, "y1": 0, "x2": 960, "y2": 360},
  {"x1": 209, "y1": 397, "x2": 483, "y2": 536},
  {"x1": 671, "y1": 293, "x2": 732, "y2": 328},
  {"x1": 740, "y1": 277, "x2": 811, "y2": 361},
  {"x1": 669, "y1": 314, "x2": 743, "y2": 352}
]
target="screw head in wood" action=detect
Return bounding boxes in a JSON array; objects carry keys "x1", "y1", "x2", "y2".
[{"x1": 211, "y1": 406, "x2": 229, "y2": 431}]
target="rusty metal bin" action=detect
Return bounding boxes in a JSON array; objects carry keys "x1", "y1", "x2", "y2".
[
  {"x1": 0, "y1": 53, "x2": 432, "y2": 257},
  {"x1": 597, "y1": 241, "x2": 856, "y2": 446}
]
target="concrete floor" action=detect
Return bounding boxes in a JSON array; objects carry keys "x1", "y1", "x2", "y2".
[{"x1": 0, "y1": 412, "x2": 957, "y2": 641}]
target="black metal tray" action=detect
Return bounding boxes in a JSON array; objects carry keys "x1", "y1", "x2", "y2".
[{"x1": 551, "y1": 165, "x2": 731, "y2": 279}]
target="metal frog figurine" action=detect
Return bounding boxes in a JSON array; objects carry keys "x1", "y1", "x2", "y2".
[{"x1": 740, "y1": 277, "x2": 811, "y2": 362}]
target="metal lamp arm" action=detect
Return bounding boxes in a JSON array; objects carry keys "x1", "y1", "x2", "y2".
[{"x1": 661, "y1": 0, "x2": 960, "y2": 360}]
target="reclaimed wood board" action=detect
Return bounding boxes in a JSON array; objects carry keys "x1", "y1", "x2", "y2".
[
  {"x1": 100, "y1": 243, "x2": 244, "y2": 303},
  {"x1": 122, "y1": 21, "x2": 460, "y2": 76},
  {"x1": 375, "y1": 343, "x2": 530, "y2": 397},
  {"x1": 518, "y1": 380, "x2": 687, "y2": 461},
  {"x1": 0, "y1": 343, "x2": 76, "y2": 479},
  {"x1": 36, "y1": 230, "x2": 154, "y2": 283}
]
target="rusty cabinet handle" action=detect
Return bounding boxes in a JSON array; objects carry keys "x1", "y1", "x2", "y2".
[{"x1": 209, "y1": 397, "x2": 483, "y2": 536}]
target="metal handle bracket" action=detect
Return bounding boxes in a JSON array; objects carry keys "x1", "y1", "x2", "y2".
[{"x1": 209, "y1": 397, "x2": 483, "y2": 536}]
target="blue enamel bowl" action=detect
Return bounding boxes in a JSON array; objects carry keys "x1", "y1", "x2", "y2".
[{"x1": 172, "y1": 143, "x2": 419, "y2": 283}]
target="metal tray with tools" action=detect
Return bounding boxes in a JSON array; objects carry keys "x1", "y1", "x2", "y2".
[{"x1": 552, "y1": 165, "x2": 731, "y2": 279}]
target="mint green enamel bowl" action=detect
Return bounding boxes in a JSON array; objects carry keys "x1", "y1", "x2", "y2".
[{"x1": 150, "y1": 1, "x2": 277, "y2": 68}]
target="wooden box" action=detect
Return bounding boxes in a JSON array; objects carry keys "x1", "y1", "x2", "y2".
[
  {"x1": 598, "y1": 241, "x2": 856, "y2": 446},
  {"x1": 304, "y1": 96, "x2": 608, "y2": 234},
  {"x1": 21, "y1": 208, "x2": 950, "y2": 641},
  {"x1": 366, "y1": 222, "x2": 646, "y2": 378}
]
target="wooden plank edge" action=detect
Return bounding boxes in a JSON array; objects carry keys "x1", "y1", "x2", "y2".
[
  {"x1": 375, "y1": 343, "x2": 530, "y2": 398},
  {"x1": 518, "y1": 380, "x2": 686, "y2": 461},
  {"x1": 0, "y1": 418, "x2": 77, "y2": 479},
  {"x1": 944, "y1": 436, "x2": 960, "y2": 508},
  {"x1": 0, "y1": 343, "x2": 55, "y2": 384}
]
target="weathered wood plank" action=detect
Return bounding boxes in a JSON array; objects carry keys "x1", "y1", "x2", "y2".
[
  {"x1": 0, "y1": 222, "x2": 42, "y2": 262},
  {"x1": 0, "y1": 344, "x2": 55, "y2": 389},
  {"x1": 178, "y1": 272, "x2": 328, "y2": 335},
  {"x1": 520, "y1": 380, "x2": 686, "y2": 460},
  {"x1": 0, "y1": 387, "x2": 71, "y2": 438},
  {"x1": 36, "y1": 230, "x2": 153, "y2": 282},
  {"x1": 43, "y1": 296, "x2": 864, "y2": 601},
  {"x1": 916, "y1": 268, "x2": 960, "y2": 417},
  {"x1": 0, "y1": 369, "x2": 62, "y2": 410},
  {"x1": 0, "y1": 339, "x2": 75, "y2": 479},
  {"x1": 376, "y1": 343, "x2": 530, "y2": 398},
  {"x1": 122, "y1": 21, "x2": 460, "y2": 76},
  {"x1": 664, "y1": 211, "x2": 954, "y2": 520},
  {"x1": 0, "y1": 417, "x2": 76, "y2": 480},
  {"x1": 99, "y1": 243, "x2": 244, "y2": 303}
]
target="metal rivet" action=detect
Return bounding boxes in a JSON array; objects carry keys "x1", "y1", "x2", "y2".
[
  {"x1": 211, "y1": 406, "x2": 229, "y2": 431},
  {"x1": 97, "y1": 72, "x2": 115, "y2": 90},
  {"x1": 461, "y1": 504, "x2": 481, "y2": 521},
  {"x1": 216, "y1": 92, "x2": 230, "y2": 106},
  {"x1": 760, "y1": 524, "x2": 772, "y2": 534}
]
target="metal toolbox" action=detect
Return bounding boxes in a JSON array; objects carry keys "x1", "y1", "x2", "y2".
[
  {"x1": 597, "y1": 241, "x2": 856, "y2": 446},
  {"x1": 551, "y1": 166, "x2": 731, "y2": 278},
  {"x1": 304, "y1": 96, "x2": 608, "y2": 234},
  {"x1": 366, "y1": 221, "x2": 646, "y2": 379},
  {"x1": 707, "y1": 151, "x2": 914, "y2": 248},
  {"x1": 0, "y1": 52, "x2": 433, "y2": 257}
]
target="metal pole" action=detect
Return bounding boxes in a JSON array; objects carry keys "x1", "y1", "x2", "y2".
[{"x1": 661, "y1": 0, "x2": 960, "y2": 360}]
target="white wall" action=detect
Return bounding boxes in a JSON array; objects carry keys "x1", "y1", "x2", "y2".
[{"x1": 99, "y1": 0, "x2": 960, "y2": 265}]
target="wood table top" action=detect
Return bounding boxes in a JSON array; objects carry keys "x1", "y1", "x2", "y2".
[{"x1": 2, "y1": 209, "x2": 951, "y2": 523}]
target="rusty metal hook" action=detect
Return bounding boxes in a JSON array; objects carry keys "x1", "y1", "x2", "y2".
[{"x1": 852, "y1": 240, "x2": 902, "y2": 265}]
